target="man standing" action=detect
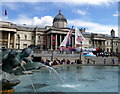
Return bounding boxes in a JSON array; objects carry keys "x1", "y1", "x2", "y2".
[{"x1": 104, "y1": 59, "x2": 106, "y2": 64}]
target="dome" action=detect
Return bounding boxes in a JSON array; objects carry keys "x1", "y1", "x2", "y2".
[{"x1": 53, "y1": 10, "x2": 67, "y2": 22}]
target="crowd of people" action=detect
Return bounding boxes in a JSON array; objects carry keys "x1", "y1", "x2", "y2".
[
  {"x1": 40, "y1": 58, "x2": 82, "y2": 66},
  {"x1": 96, "y1": 52, "x2": 115, "y2": 57},
  {"x1": 30, "y1": 55, "x2": 118, "y2": 67}
]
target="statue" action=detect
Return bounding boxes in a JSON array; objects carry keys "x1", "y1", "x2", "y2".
[
  {"x1": 0, "y1": 46, "x2": 37, "y2": 91},
  {"x1": 1, "y1": 79, "x2": 20, "y2": 91},
  {"x1": 2, "y1": 49, "x2": 21, "y2": 74},
  {"x1": 1, "y1": 45, "x2": 43, "y2": 74}
]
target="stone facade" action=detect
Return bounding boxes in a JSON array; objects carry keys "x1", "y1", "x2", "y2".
[{"x1": 0, "y1": 11, "x2": 120, "y2": 54}]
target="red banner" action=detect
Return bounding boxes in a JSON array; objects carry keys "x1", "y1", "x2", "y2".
[{"x1": 52, "y1": 36, "x2": 56, "y2": 45}]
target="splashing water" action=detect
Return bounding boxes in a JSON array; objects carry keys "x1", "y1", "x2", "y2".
[
  {"x1": 40, "y1": 64, "x2": 65, "y2": 85},
  {"x1": 16, "y1": 58, "x2": 37, "y2": 93}
]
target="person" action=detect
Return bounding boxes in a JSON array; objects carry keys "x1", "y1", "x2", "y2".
[
  {"x1": 30, "y1": 55, "x2": 34, "y2": 61},
  {"x1": 93, "y1": 60, "x2": 95, "y2": 64},
  {"x1": 60, "y1": 59, "x2": 65, "y2": 64},
  {"x1": 111, "y1": 58, "x2": 115, "y2": 64},
  {"x1": 66, "y1": 59, "x2": 70, "y2": 64},
  {"x1": 60, "y1": 47, "x2": 63, "y2": 53},
  {"x1": 87, "y1": 59, "x2": 90, "y2": 64},
  {"x1": 104, "y1": 59, "x2": 106, "y2": 64},
  {"x1": 45, "y1": 59, "x2": 50, "y2": 66},
  {"x1": 41, "y1": 59, "x2": 45, "y2": 64},
  {"x1": 76, "y1": 59, "x2": 81, "y2": 64}
]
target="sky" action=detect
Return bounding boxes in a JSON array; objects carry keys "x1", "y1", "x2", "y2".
[{"x1": 1, "y1": 0, "x2": 120, "y2": 36}]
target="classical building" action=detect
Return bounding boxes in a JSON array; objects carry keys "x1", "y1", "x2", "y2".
[{"x1": 0, "y1": 10, "x2": 120, "y2": 53}]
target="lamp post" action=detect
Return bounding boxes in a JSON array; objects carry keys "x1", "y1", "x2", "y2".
[
  {"x1": 79, "y1": 41, "x2": 82, "y2": 63},
  {"x1": 51, "y1": 49, "x2": 54, "y2": 61}
]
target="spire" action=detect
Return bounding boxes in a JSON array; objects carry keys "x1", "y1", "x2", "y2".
[{"x1": 59, "y1": 10, "x2": 61, "y2": 14}]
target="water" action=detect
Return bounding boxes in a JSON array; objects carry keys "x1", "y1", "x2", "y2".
[
  {"x1": 44, "y1": 65, "x2": 65, "y2": 84},
  {"x1": 14, "y1": 65, "x2": 118, "y2": 92}
]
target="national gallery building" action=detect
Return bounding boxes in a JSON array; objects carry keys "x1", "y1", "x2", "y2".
[{"x1": 0, "y1": 11, "x2": 120, "y2": 53}]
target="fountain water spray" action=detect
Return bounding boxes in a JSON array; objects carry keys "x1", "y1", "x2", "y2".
[
  {"x1": 16, "y1": 58, "x2": 37, "y2": 93},
  {"x1": 43, "y1": 65, "x2": 65, "y2": 84}
]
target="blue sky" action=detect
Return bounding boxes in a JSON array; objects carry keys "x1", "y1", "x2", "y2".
[{"x1": 1, "y1": 0, "x2": 119, "y2": 36}]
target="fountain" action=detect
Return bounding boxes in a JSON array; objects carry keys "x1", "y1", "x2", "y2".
[
  {"x1": 0, "y1": 47, "x2": 119, "y2": 93},
  {"x1": 0, "y1": 46, "x2": 64, "y2": 93}
]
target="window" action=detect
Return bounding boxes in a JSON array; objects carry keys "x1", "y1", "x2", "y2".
[
  {"x1": 107, "y1": 42, "x2": 108, "y2": 45},
  {"x1": 32, "y1": 36, "x2": 34, "y2": 40},
  {"x1": 38, "y1": 36, "x2": 40, "y2": 40},
  {"x1": 25, "y1": 35, "x2": 27, "y2": 40}
]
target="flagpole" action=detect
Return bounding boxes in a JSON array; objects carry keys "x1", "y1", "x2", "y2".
[
  {"x1": 79, "y1": 41, "x2": 82, "y2": 63},
  {"x1": 3, "y1": 9, "x2": 8, "y2": 21}
]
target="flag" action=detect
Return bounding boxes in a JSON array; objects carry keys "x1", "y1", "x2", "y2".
[
  {"x1": 75, "y1": 27, "x2": 89, "y2": 47},
  {"x1": 4, "y1": 9, "x2": 7, "y2": 16}
]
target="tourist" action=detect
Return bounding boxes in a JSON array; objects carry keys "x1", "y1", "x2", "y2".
[
  {"x1": 104, "y1": 59, "x2": 106, "y2": 64},
  {"x1": 53, "y1": 60, "x2": 57, "y2": 65},
  {"x1": 49, "y1": 61, "x2": 53, "y2": 66},
  {"x1": 66, "y1": 59, "x2": 70, "y2": 64},
  {"x1": 87, "y1": 59, "x2": 90, "y2": 64},
  {"x1": 60, "y1": 47, "x2": 63, "y2": 53},
  {"x1": 30, "y1": 55, "x2": 34, "y2": 62},
  {"x1": 45, "y1": 59, "x2": 50, "y2": 66},
  {"x1": 41, "y1": 59, "x2": 45, "y2": 64},
  {"x1": 111, "y1": 58, "x2": 115, "y2": 64},
  {"x1": 60, "y1": 59, "x2": 65, "y2": 64},
  {"x1": 56, "y1": 58, "x2": 60, "y2": 64},
  {"x1": 93, "y1": 60, "x2": 95, "y2": 64},
  {"x1": 76, "y1": 59, "x2": 81, "y2": 64}
]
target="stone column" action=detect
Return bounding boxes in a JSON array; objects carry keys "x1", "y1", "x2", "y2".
[
  {"x1": 35, "y1": 35, "x2": 38, "y2": 45},
  {"x1": 51, "y1": 34, "x2": 53, "y2": 49},
  {"x1": 14, "y1": 33, "x2": 17, "y2": 49},
  {"x1": 7, "y1": 32, "x2": 10, "y2": 48},
  {"x1": 55, "y1": 34, "x2": 58, "y2": 50}
]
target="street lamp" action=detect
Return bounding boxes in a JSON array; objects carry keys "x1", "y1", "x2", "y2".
[
  {"x1": 79, "y1": 41, "x2": 82, "y2": 63},
  {"x1": 51, "y1": 49, "x2": 54, "y2": 61}
]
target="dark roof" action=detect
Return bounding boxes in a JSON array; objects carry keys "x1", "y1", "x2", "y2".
[{"x1": 53, "y1": 10, "x2": 67, "y2": 22}]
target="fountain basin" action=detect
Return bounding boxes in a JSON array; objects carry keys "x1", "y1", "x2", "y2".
[{"x1": 13, "y1": 65, "x2": 118, "y2": 92}]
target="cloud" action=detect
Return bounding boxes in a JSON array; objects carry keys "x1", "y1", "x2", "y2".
[
  {"x1": 1, "y1": 14, "x2": 117, "y2": 36},
  {"x1": 32, "y1": 16, "x2": 53, "y2": 27},
  {"x1": 75, "y1": 9, "x2": 86, "y2": 15},
  {"x1": 113, "y1": 11, "x2": 120, "y2": 16},
  {"x1": 10, "y1": 14, "x2": 53, "y2": 27},
  {"x1": 68, "y1": 19, "x2": 118, "y2": 36}
]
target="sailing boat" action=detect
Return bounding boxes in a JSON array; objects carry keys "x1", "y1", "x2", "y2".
[
  {"x1": 75, "y1": 27, "x2": 89, "y2": 47},
  {"x1": 60, "y1": 29, "x2": 72, "y2": 47},
  {"x1": 59, "y1": 26, "x2": 88, "y2": 50},
  {"x1": 59, "y1": 26, "x2": 96, "y2": 56},
  {"x1": 59, "y1": 28, "x2": 75, "y2": 51},
  {"x1": 74, "y1": 27, "x2": 96, "y2": 57}
]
